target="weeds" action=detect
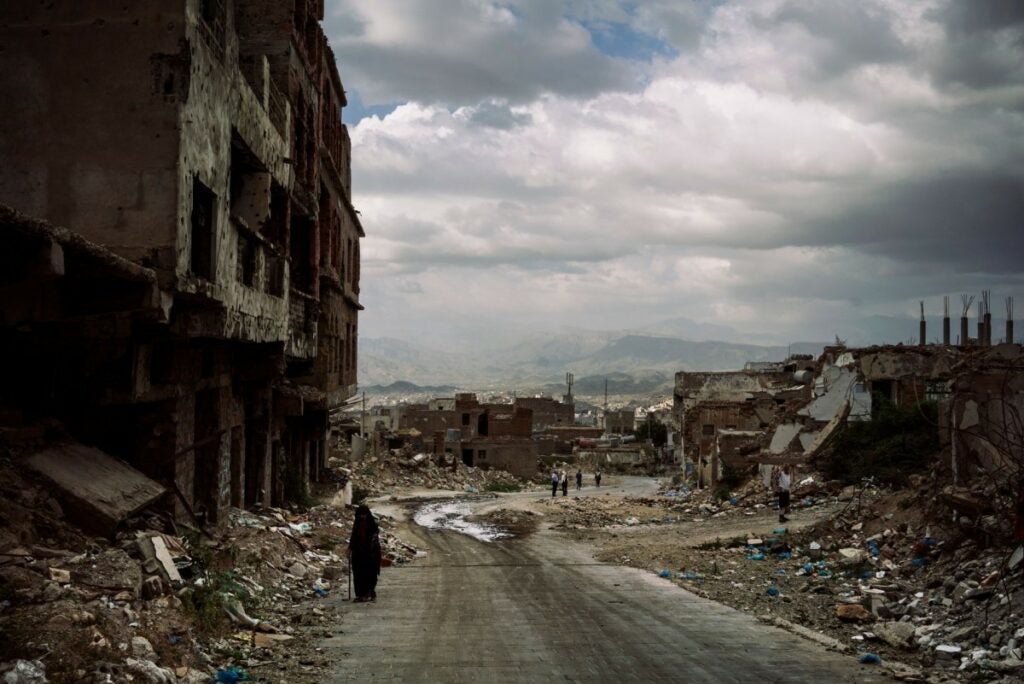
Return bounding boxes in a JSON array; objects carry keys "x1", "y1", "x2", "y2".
[
  {"x1": 483, "y1": 482, "x2": 522, "y2": 493},
  {"x1": 822, "y1": 398, "x2": 939, "y2": 486}
]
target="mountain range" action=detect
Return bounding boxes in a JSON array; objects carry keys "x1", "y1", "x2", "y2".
[
  {"x1": 358, "y1": 319, "x2": 831, "y2": 397},
  {"x1": 357, "y1": 307, "x2": 1004, "y2": 399}
]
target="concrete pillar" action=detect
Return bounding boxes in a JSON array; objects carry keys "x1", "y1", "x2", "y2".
[
  {"x1": 984, "y1": 312, "x2": 992, "y2": 346},
  {"x1": 1008, "y1": 320, "x2": 1015, "y2": 345},
  {"x1": 961, "y1": 317, "x2": 969, "y2": 346},
  {"x1": 919, "y1": 320, "x2": 926, "y2": 346},
  {"x1": 943, "y1": 317, "x2": 951, "y2": 346}
]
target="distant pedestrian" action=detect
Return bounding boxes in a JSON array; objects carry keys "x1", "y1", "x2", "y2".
[
  {"x1": 551, "y1": 470, "x2": 559, "y2": 498},
  {"x1": 595, "y1": 470, "x2": 602, "y2": 488},
  {"x1": 348, "y1": 504, "x2": 382, "y2": 603},
  {"x1": 778, "y1": 466, "x2": 792, "y2": 523},
  {"x1": 575, "y1": 469, "x2": 583, "y2": 491},
  {"x1": 561, "y1": 470, "x2": 568, "y2": 497}
]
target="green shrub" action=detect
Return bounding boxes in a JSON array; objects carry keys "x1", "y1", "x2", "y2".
[
  {"x1": 821, "y1": 398, "x2": 939, "y2": 486},
  {"x1": 181, "y1": 571, "x2": 252, "y2": 634},
  {"x1": 483, "y1": 482, "x2": 521, "y2": 493}
]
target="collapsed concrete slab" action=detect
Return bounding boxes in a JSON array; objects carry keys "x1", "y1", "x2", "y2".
[{"x1": 26, "y1": 444, "x2": 166, "y2": 534}]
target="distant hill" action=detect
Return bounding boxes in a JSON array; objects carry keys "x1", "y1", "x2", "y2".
[
  {"x1": 361, "y1": 380, "x2": 459, "y2": 397},
  {"x1": 358, "y1": 330, "x2": 828, "y2": 395}
]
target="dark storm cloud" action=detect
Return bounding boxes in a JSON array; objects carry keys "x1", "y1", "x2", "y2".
[
  {"x1": 765, "y1": 1, "x2": 910, "y2": 79},
  {"x1": 934, "y1": 0, "x2": 1024, "y2": 34},
  {"x1": 927, "y1": 0, "x2": 1024, "y2": 91},
  {"x1": 807, "y1": 173, "x2": 1024, "y2": 273}
]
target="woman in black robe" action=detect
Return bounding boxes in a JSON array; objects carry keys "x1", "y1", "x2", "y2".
[{"x1": 348, "y1": 504, "x2": 382, "y2": 602}]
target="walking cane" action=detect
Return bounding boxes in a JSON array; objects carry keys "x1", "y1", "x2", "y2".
[{"x1": 347, "y1": 558, "x2": 352, "y2": 601}]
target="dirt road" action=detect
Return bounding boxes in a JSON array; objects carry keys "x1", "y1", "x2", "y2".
[{"x1": 322, "y1": 478, "x2": 881, "y2": 682}]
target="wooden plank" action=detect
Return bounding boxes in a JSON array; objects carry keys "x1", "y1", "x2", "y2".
[{"x1": 150, "y1": 535, "x2": 183, "y2": 585}]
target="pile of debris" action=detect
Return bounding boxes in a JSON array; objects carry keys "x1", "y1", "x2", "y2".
[
  {"x1": 543, "y1": 494, "x2": 695, "y2": 529},
  {"x1": 335, "y1": 450, "x2": 527, "y2": 499},
  {"x1": 590, "y1": 474, "x2": 1024, "y2": 680},
  {"x1": 0, "y1": 445, "x2": 417, "y2": 683}
]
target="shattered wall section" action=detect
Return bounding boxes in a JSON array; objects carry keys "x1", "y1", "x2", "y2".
[
  {"x1": 513, "y1": 397, "x2": 574, "y2": 431},
  {"x1": 174, "y1": 0, "x2": 294, "y2": 345},
  {"x1": 945, "y1": 345, "x2": 1024, "y2": 482}
]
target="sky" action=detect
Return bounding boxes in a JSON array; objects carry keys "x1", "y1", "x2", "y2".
[{"x1": 324, "y1": 0, "x2": 1024, "y2": 350}]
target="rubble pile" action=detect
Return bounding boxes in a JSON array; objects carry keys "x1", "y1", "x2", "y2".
[
  {"x1": 336, "y1": 450, "x2": 527, "y2": 499},
  {"x1": 544, "y1": 495, "x2": 691, "y2": 529},
  {"x1": 546, "y1": 472, "x2": 833, "y2": 531},
  {"x1": 0, "y1": 451, "x2": 416, "y2": 683},
  {"x1": 587, "y1": 476, "x2": 1024, "y2": 680}
]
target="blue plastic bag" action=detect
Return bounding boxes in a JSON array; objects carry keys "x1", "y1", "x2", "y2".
[{"x1": 216, "y1": 667, "x2": 249, "y2": 683}]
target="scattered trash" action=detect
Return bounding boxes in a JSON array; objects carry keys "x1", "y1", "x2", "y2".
[
  {"x1": 858, "y1": 653, "x2": 881, "y2": 665},
  {"x1": 215, "y1": 666, "x2": 249, "y2": 683}
]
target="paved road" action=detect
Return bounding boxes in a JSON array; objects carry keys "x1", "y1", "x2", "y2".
[{"x1": 324, "y1": 480, "x2": 881, "y2": 683}]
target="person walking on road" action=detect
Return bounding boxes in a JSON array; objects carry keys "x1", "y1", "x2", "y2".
[
  {"x1": 551, "y1": 470, "x2": 559, "y2": 498},
  {"x1": 777, "y1": 466, "x2": 792, "y2": 523},
  {"x1": 348, "y1": 504, "x2": 382, "y2": 603},
  {"x1": 595, "y1": 470, "x2": 602, "y2": 488},
  {"x1": 561, "y1": 470, "x2": 569, "y2": 497},
  {"x1": 575, "y1": 469, "x2": 583, "y2": 491}
]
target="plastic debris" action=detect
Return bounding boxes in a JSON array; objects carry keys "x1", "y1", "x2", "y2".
[
  {"x1": 215, "y1": 666, "x2": 249, "y2": 683},
  {"x1": 859, "y1": 653, "x2": 881, "y2": 665}
]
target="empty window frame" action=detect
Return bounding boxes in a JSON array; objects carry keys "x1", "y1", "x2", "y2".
[{"x1": 190, "y1": 177, "x2": 216, "y2": 281}]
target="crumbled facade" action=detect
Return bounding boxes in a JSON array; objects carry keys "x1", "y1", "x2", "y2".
[
  {"x1": 513, "y1": 396, "x2": 575, "y2": 432},
  {"x1": 751, "y1": 344, "x2": 966, "y2": 487},
  {"x1": 0, "y1": 0, "x2": 361, "y2": 526},
  {"x1": 674, "y1": 360, "x2": 814, "y2": 487},
  {"x1": 603, "y1": 408, "x2": 636, "y2": 435},
  {"x1": 396, "y1": 394, "x2": 539, "y2": 478},
  {"x1": 940, "y1": 344, "x2": 1024, "y2": 487}
]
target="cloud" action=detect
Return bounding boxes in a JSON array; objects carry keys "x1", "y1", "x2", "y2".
[
  {"x1": 324, "y1": 0, "x2": 637, "y2": 106},
  {"x1": 331, "y1": 0, "x2": 1024, "y2": 347}
]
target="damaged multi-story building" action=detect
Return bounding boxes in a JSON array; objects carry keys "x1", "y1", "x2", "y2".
[
  {"x1": 674, "y1": 358, "x2": 816, "y2": 487},
  {"x1": 395, "y1": 394, "x2": 539, "y2": 479},
  {"x1": 0, "y1": 0, "x2": 362, "y2": 526}
]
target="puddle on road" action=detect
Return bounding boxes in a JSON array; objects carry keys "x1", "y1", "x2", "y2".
[{"x1": 413, "y1": 500, "x2": 510, "y2": 542}]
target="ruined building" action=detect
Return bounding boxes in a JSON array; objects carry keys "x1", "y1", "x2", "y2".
[
  {"x1": 0, "y1": 0, "x2": 362, "y2": 525},
  {"x1": 397, "y1": 394, "x2": 539, "y2": 479},
  {"x1": 674, "y1": 359, "x2": 815, "y2": 487}
]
